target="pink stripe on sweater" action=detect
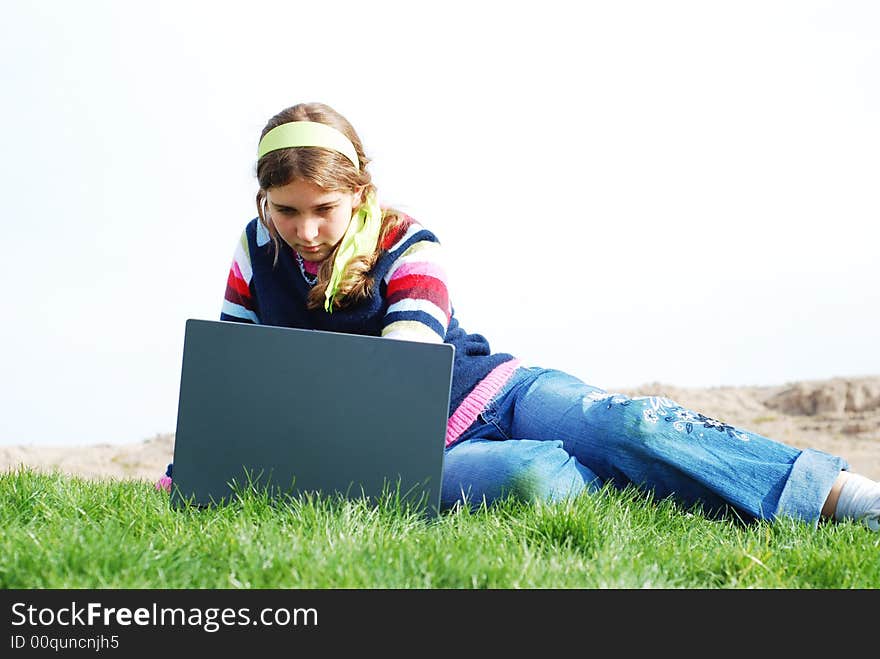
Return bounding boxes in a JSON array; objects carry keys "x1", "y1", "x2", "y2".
[
  {"x1": 445, "y1": 359, "x2": 521, "y2": 448},
  {"x1": 391, "y1": 260, "x2": 447, "y2": 283},
  {"x1": 232, "y1": 259, "x2": 247, "y2": 284}
]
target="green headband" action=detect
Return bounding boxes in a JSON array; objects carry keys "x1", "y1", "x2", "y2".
[{"x1": 257, "y1": 121, "x2": 360, "y2": 169}]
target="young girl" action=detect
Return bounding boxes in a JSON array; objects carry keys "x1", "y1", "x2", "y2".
[{"x1": 159, "y1": 102, "x2": 879, "y2": 532}]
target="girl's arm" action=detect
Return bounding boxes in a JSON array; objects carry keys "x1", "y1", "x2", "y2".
[
  {"x1": 220, "y1": 229, "x2": 259, "y2": 323},
  {"x1": 381, "y1": 236, "x2": 451, "y2": 343}
]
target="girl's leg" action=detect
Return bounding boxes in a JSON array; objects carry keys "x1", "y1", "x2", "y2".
[
  {"x1": 503, "y1": 368, "x2": 849, "y2": 526},
  {"x1": 440, "y1": 437, "x2": 600, "y2": 511},
  {"x1": 821, "y1": 472, "x2": 848, "y2": 518}
]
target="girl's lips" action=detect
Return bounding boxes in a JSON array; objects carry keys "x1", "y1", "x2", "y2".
[{"x1": 298, "y1": 245, "x2": 322, "y2": 253}]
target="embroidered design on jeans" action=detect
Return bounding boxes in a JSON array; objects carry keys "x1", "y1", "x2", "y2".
[{"x1": 585, "y1": 391, "x2": 750, "y2": 441}]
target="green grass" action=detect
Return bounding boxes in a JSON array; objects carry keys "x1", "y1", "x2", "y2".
[{"x1": 1, "y1": 468, "x2": 877, "y2": 589}]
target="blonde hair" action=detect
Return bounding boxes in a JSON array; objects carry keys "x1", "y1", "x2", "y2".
[{"x1": 255, "y1": 102, "x2": 405, "y2": 311}]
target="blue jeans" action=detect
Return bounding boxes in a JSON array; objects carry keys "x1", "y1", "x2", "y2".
[{"x1": 440, "y1": 367, "x2": 849, "y2": 525}]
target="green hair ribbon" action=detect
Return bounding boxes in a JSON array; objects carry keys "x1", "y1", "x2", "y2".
[
  {"x1": 258, "y1": 121, "x2": 359, "y2": 169},
  {"x1": 324, "y1": 191, "x2": 382, "y2": 312}
]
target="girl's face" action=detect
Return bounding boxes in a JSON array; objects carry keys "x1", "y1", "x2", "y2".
[{"x1": 266, "y1": 178, "x2": 363, "y2": 262}]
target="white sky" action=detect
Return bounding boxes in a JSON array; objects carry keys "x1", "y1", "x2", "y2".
[{"x1": 1, "y1": 0, "x2": 878, "y2": 446}]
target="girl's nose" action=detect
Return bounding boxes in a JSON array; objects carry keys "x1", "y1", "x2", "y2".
[{"x1": 296, "y1": 218, "x2": 319, "y2": 242}]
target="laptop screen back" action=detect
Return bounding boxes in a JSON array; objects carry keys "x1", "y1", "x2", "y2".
[{"x1": 170, "y1": 319, "x2": 454, "y2": 516}]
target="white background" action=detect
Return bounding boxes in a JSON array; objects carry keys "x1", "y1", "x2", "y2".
[{"x1": 1, "y1": 1, "x2": 878, "y2": 446}]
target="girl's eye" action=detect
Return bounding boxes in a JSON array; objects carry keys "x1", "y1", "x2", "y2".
[{"x1": 274, "y1": 205, "x2": 335, "y2": 215}]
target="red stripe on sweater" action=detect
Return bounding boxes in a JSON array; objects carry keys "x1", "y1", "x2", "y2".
[
  {"x1": 387, "y1": 287, "x2": 451, "y2": 321},
  {"x1": 380, "y1": 214, "x2": 415, "y2": 251},
  {"x1": 386, "y1": 274, "x2": 449, "y2": 315},
  {"x1": 226, "y1": 267, "x2": 251, "y2": 299}
]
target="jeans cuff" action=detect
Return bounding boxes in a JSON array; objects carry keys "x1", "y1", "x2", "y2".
[{"x1": 775, "y1": 448, "x2": 849, "y2": 527}]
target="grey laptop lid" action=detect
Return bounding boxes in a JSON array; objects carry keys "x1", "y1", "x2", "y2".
[{"x1": 170, "y1": 319, "x2": 454, "y2": 516}]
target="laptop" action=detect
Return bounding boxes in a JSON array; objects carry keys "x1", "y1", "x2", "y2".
[{"x1": 170, "y1": 319, "x2": 455, "y2": 517}]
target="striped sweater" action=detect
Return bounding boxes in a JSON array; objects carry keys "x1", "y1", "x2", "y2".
[{"x1": 221, "y1": 213, "x2": 518, "y2": 447}]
